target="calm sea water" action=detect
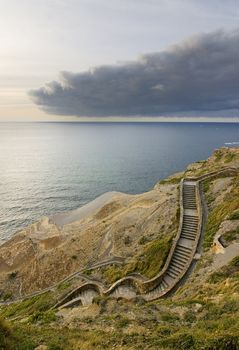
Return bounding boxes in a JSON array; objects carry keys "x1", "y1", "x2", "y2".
[{"x1": 0, "y1": 122, "x2": 239, "y2": 240}]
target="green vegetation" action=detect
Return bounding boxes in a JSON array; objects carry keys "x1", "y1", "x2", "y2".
[
  {"x1": 138, "y1": 236, "x2": 150, "y2": 245},
  {"x1": 56, "y1": 281, "x2": 72, "y2": 291},
  {"x1": 208, "y1": 255, "x2": 239, "y2": 285},
  {"x1": 204, "y1": 174, "x2": 239, "y2": 249},
  {"x1": 8, "y1": 271, "x2": 18, "y2": 280},
  {"x1": 159, "y1": 175, "x2": 183, "y2": 185},
  {"x1": 1, "y1": 293, "x2": 238, "y2": 349},
  {"x1": 2, "y1": 293, "x2": 13, "y2": 302},
  {"x1": 0, "y1": 292, "x2": 56, "y2": 319},
  {"x1": 229, "y1": 210, "x2": 239, "y2": 220},
  {"x1": 222, "y1": 226, "x2": 239, "y2": 244},
  {"x1": 214, "y1": 149, "x2": 225, "y2": 162},
  {"x1": 103, "y1": 234, "x2": 174, "y2": 283},
  {"x1": 225, "y1": 152, "x2": 238, "y2": 163},
  {"x1": 230, "y1": 255, "x2": 239, "y2": 267},
  {"x1": 0, "y1": 149, "x2": 239, "y2": 349},
  {"x1": 28, "y1": 310, "x2": 57, "y2": 324}
]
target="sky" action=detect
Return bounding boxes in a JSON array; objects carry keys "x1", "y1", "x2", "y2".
[{"x1": 1, "y1": 0, "x2": 239, "y2": 122}]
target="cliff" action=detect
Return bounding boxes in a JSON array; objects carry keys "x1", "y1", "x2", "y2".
[{"x1": 0, "y1": 147, "x2": 239, "y2": 350}]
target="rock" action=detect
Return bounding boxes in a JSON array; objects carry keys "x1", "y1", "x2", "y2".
[{"x1": 35, "y1": 345, "x2": 48, "y2": 350}]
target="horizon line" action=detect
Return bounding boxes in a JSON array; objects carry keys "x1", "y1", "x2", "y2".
[{"x1": 1, "y1": 117, "x2": 239, "y2": 123}]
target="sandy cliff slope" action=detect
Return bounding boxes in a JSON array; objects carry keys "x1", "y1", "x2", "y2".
[
  {"x1": 0, "y1": 146, "x2": 238, "y2": 298},
  {"x1": 0, "y1": 178, "x2": 179, "y2": 296}
]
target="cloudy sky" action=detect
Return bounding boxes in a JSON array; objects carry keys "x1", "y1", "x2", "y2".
[{"x1": 1, "y1": 0, "x2": 239, "y2": 121}]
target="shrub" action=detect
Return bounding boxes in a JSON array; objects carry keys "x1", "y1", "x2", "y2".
[
  {"x1": 29, "y1": 310, "x2": 57, "y2": 324},
  {"x1": 8, "y1": 271, "x2": 18, "y2": 280},
  {"x1": 229, "y1": 210, "x2": 239, "y2": 220},
  {"x1": 138, "y1": 236, "x2": 148, "y2": 245},
  {"x1": 159, "y1": 332, "x2": 195, "y2": 349},
  {"x1": 3, "y1": 293, "x2": 13, "y2": 301},
  {"x1": 230, "y1": 256, "x2": 239, "y2": 267},
  {"x1": 56, "y1": 281, "x2": 71, "y2": 291},
  {"x1": 202, "y1": 334, "x2": 239, "y2": 350}
]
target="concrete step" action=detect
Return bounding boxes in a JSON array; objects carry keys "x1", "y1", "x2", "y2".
[
  {"x1": 172, "y1": 253, "x2": 188, "y2": 262},
  {"x1": 182, "y1": 222, "x2": 198, "y2": 226},
  {"x1": 182, "y1": 225, "x2": 198, "y2": 231},
  {"x1": 182, "y1": 230, "x2": 197, "y2": 236},
  {"x1": 182, "y1": 225, "x2": 198, "y2": 232},
  {"x1": 181, "y1": 234, "x2": 196, "y2": 241},
  {"x1": 184, "y1": 213, "x2": 198, "y2": 217},
  {"x1": 182, "y1": 227, "x2": 197, "y2": 233},
  {"x1": 175, "y1": 245, "x2": 192, "y2": 253},
  {"x1": 168, "y1": 266, "x2": 181, "y2": 277},
  {"x1": 173, "y1": 252, "x2": 189, "y2": 262},
  {"x1": 169, "y1": 262, "x2": 183, "y2": 272},
  {"x1": 171, "y1": 258, "x2": 185, "y2": 268},
  {"x1": 166, "y1": 270, "x2": 178, "y2": 279},
  {"x1": 170, "y1": 261, "x2": 184, "y2": 271},
  {"x1": 162, "y1": 278, "x2": 169, "y2": 288},
  {"x1": 175, "y1": 250, "x2": 191, "y2": 259},
  {"x1": 176, "y1": 250, "x2": 192, "y2": 257},
  {"x1": 183, "y1": 221, "x2": 198, "y2": 226},
  {"x1": 181, "y1": 231, "x2": 197, "y2": 238},
  {"x1": 184, "y1": 214, "x2": 198, "y2": 219}
]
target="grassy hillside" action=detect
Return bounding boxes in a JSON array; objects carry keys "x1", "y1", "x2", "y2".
[{"x1": 0, "y1": 147, "x2": 239, "y2": 349}]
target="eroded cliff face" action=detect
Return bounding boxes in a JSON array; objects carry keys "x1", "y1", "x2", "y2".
[
  {"x1": 0, "y1": 182, "x2": 179, "y2": 296},
  {"x1": 0, "y1": 147, "x2": 238, "y2": 298}
]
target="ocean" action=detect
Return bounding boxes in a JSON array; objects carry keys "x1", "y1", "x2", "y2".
[{"x1": 0, "y1": 122, "x2": 239, "y2": 241}]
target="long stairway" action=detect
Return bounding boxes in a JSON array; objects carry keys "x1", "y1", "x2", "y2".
[
  {"x1": 143, "y1": 180, "x2": 199, "y2": 301},
  {"x1": 55, "y1": 178, "x2": 202, "y2": 309}
]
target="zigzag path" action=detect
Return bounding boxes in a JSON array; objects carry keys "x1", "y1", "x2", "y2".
[{"x1": 54, "y1": 167, "x2": 238, "y2": 309}]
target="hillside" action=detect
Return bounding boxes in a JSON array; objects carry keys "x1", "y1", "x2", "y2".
[{"x1": 0, "y1": 147, "x2": 239, "y2": 350}]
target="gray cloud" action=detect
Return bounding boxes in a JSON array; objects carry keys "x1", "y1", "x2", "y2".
[{"x1": 29, "y1": 29, "x2": 239, "y2": 117}]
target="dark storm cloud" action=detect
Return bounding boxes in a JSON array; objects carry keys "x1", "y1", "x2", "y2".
[{"x1": 29, "y1": 29, "x2": 239, "y2": 117}]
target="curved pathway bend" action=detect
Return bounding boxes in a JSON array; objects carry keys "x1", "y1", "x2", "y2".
[{"x1": 55, "y1": 167, "x2": 238, "y2": 309}]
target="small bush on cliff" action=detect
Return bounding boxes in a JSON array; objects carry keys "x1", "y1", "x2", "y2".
[
  {"x1": 229, "y1": 210, "x2": 239, "y2": 220},
  {"x1": 29, "y1": 310, "x2": 57, "y2": 324}
]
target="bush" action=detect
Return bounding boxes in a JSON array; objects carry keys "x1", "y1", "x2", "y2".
[
  {"x1": 159, "y1": 332, "x2": 195, "y2": 349},
  {"x1": 8, "y1": 271, "x2": 18, "y2": 280},
  {"x1": 202, "y1": 334, "x2": 239, "y2": 350},
  {"x1": 229, "y1": 210, "x2": 239, "y2": 220},
  {"x1": 28, "y1": 310, "x2": 57, "y2": 324},
  {"x1": 230, "y1": 256, "x2": 239, "y2": 267}
]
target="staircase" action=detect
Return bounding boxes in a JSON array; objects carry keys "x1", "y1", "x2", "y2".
[
  {"x1": 55, "y1": 167, "x2": 239, "y2": 308},
  {"x1": 142, "y1": 180, "x2": 200, "y2": 301},
  {"x1": 55, "y1": 177, "x2": 203, "y2": 309}
]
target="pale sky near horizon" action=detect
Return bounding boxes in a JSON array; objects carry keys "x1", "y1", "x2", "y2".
[{"x1": 1, "y1": 0, "x2": 239, "y2": 121}]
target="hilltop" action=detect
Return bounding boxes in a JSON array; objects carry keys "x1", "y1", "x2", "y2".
[{"x1": 0, "y1": 147, "x2": 239, "y2": 350}]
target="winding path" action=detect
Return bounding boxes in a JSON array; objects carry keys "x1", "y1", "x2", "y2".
[{"x1": 54, "y1": 167, "x2": 238, "y2": 309}]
